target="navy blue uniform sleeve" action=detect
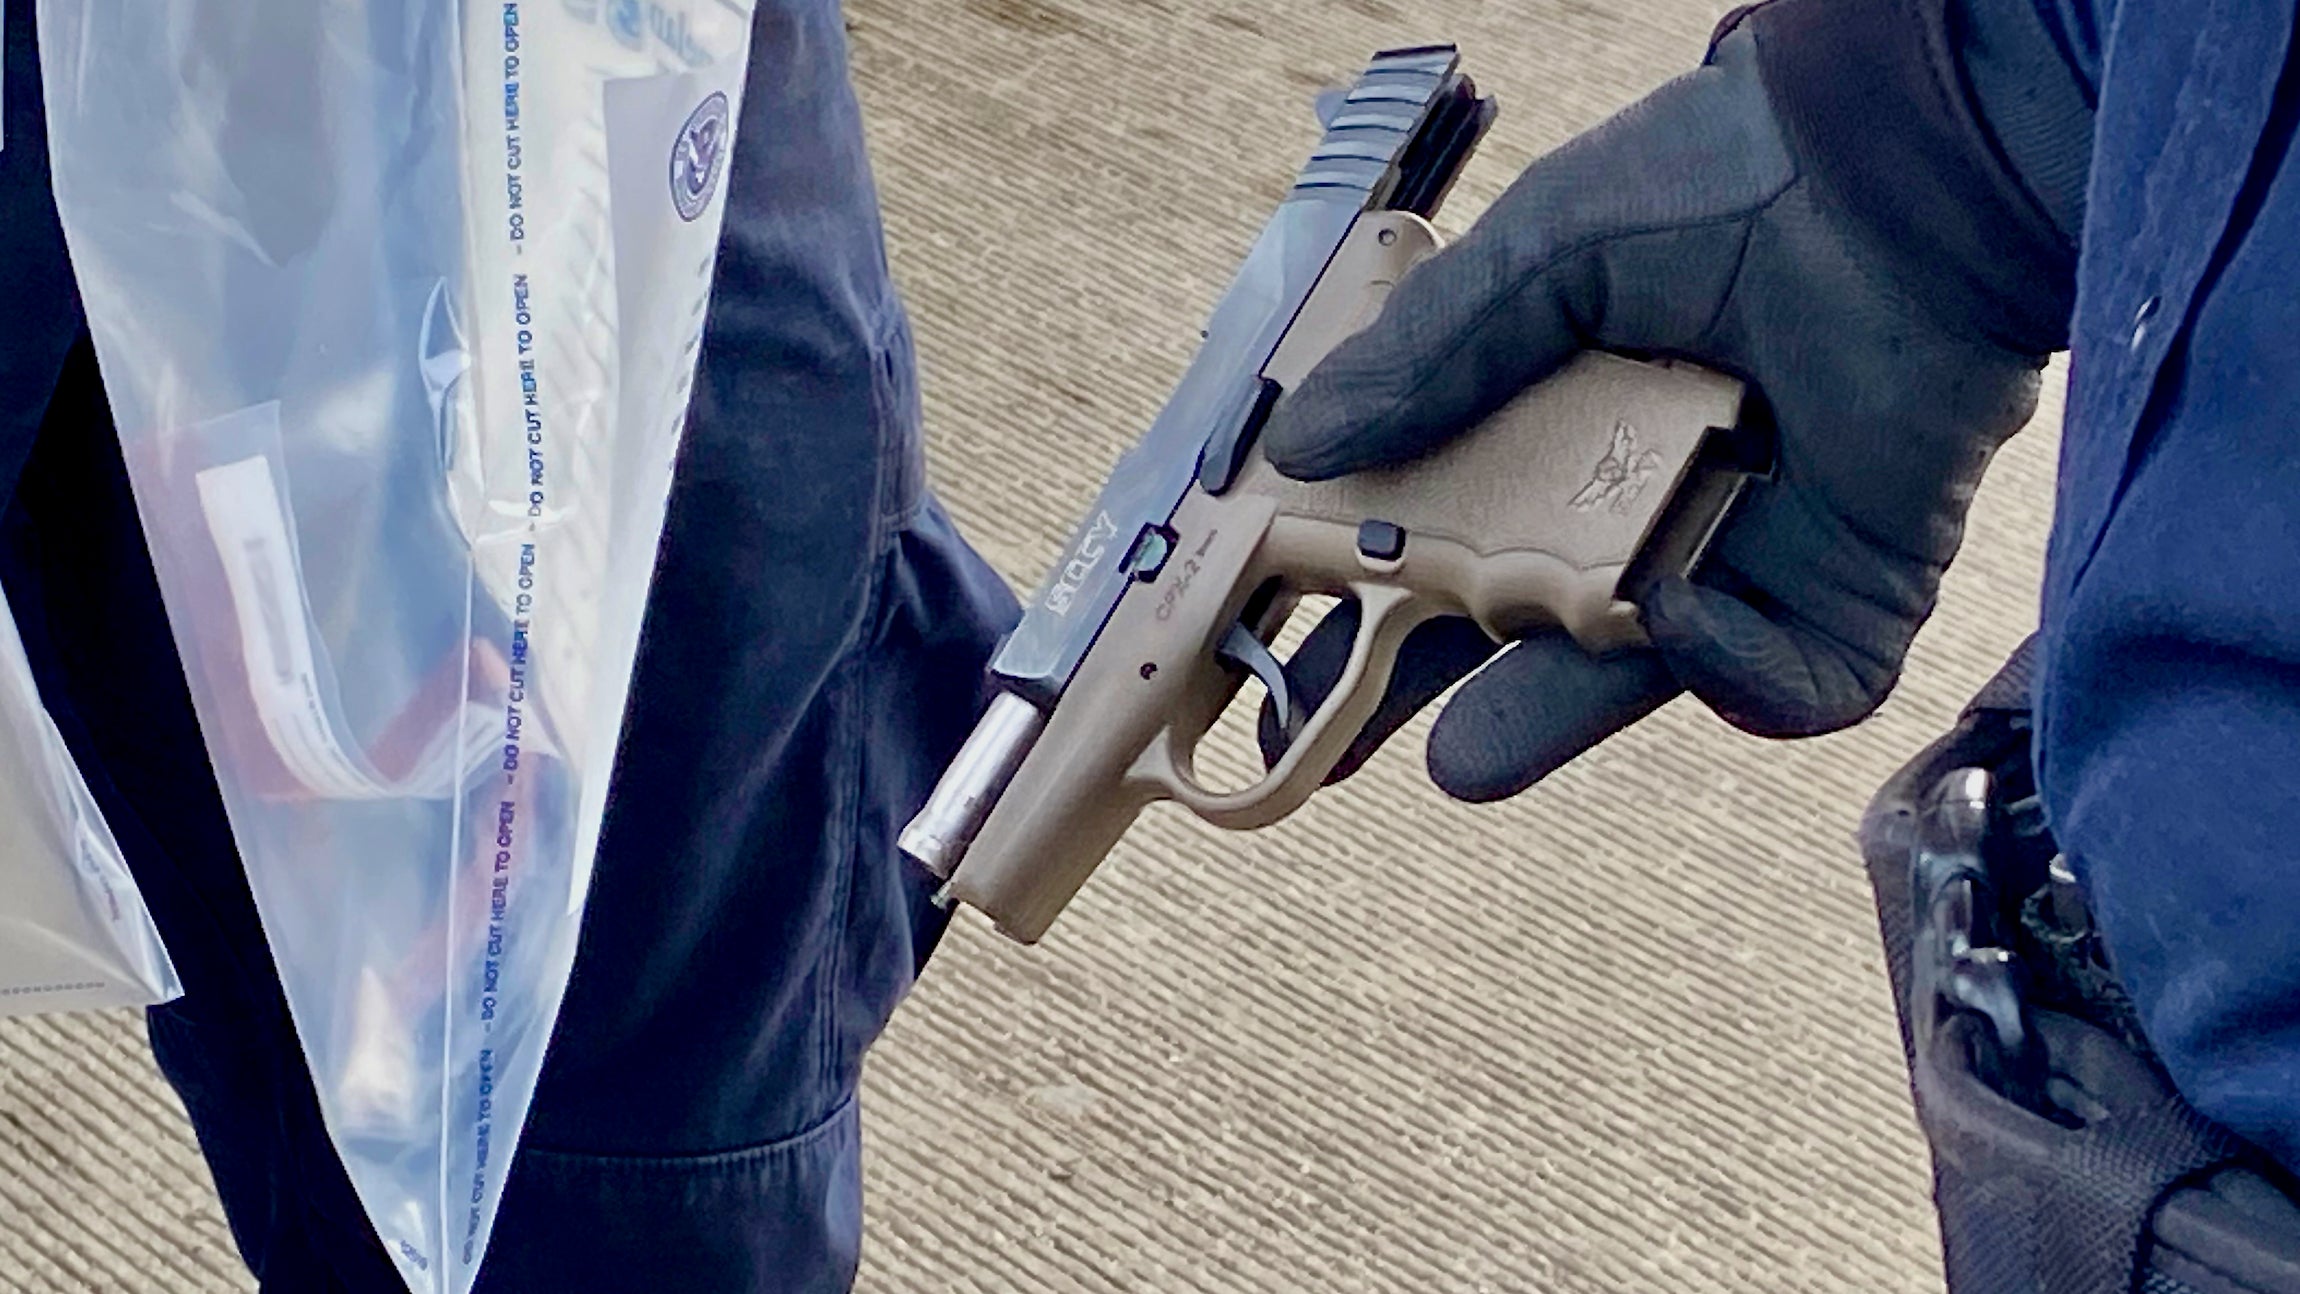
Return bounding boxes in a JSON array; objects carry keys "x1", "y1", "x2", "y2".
[
  {"x1": 1716, "y1": 0, "x2": 2096, "y2": 353},
  {"x1": 0, "y1": 0, "x2": 89, "y2": 503}
]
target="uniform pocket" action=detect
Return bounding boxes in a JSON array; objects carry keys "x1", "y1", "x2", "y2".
[{"x1": 476, "y1": 1089, "x2": 865, "y2": 1294}]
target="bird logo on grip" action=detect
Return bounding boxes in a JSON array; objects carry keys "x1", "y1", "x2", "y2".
[{"x1": 1569, "y1": 420, "x2": 1662, "y2": 515}]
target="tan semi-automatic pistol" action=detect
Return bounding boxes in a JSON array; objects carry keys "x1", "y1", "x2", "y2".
[{"x1": 901, "y1": 46, "x2": 1762, "y2": 943}]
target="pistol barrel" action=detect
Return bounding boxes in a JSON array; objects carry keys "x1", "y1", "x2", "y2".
[{"x1": 898, "y1": 692, "x2": 1047, "y2": 877}]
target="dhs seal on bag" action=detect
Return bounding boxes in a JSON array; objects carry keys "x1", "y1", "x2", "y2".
[{"x1": 670, "y1": 91, "x2": 728, "y2": 222}]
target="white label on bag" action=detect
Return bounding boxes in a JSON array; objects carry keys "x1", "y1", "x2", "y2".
[
  {"x1": 196, "y1": 456, "x2": 398, "y2": 799},
  {"x1": 194, "y1": 448, "x2": 504, "y2": 802}
]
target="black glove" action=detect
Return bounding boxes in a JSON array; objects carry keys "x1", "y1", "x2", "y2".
[{"x1": 1258, "y1": 0, "x2": 2091, "y2": 801}]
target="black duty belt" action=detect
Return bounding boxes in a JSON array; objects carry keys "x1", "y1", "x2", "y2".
[{"x1": 1859, "y1": 634, "x2": 2300, "y2": 1294}]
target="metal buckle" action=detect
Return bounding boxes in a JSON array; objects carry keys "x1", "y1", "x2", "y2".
[{"x1": 1912, "y1": 767, "x2": 2051, "y2": 1112}]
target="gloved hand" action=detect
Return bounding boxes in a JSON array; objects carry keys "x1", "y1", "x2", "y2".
[{"x1": 1258, "y1": 11, "x2": 2077, "y2": 801}]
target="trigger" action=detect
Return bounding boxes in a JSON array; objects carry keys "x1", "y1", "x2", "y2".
[{"x1": 1218, "y1": 620, "x2": 1301, "y2": 743}]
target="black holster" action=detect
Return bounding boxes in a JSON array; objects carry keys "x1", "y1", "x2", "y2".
[{"x1": 1860, "y1": 638, "x2": 2300, "y2": 1294}]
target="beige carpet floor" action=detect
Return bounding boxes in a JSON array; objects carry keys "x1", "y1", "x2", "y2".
[{"x1": 0, "y1": 1, "x2": 2061, "y2": 1289}]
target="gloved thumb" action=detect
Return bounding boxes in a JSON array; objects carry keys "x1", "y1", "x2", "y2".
[
  {"x1": 1257, "y1": 210, "x2": 1589, "y2": 482},
  {"x1": 1260, "y1": 39, "x2": 1782, "y2": 484}
]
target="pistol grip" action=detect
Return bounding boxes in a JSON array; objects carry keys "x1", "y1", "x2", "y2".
[
  {"x1": 1140, "y1": 352, "x2": 1750, "y2": 829},
  {"x1": 1243, "y1": 351, "x2": 1751, "y2": 651}
]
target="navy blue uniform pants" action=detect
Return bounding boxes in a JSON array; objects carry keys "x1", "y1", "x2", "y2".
[{"x1": 0, "y1": 1, "x2": 1017, "y2": 1289}]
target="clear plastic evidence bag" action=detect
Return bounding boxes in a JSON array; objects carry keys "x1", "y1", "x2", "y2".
[{"x1": 35, "y1": 2, "x2": 758, "y2": 1286}]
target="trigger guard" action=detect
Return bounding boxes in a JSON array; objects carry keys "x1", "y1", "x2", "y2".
[{"x1": 1154, "y1": 582, "x2": 1426, "y2": 832}]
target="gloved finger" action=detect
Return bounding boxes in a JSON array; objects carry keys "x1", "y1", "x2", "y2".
[
  {"x1": 1424, "y1": 632, "x2": 1679, "y2": 802},
  {"x1": 1639, "y1": 575, "x2": 1886, "y2": 738},
  {"x1": 1255, "y1": 601, "x2": 1501, "y2": 784},
  {"x1": 1260, "y1": 42, "x2": 1787, "y2": 484}
]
